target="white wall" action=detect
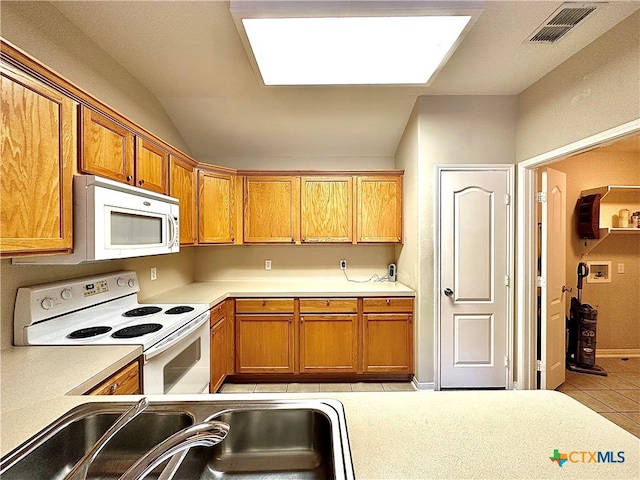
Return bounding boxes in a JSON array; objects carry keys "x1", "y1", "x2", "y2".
[
  {"x1": 517, "y1": 11, "x2": 640, "y2": 163},
  {"x1": 395, "y1": 96, "x2": 518, "y2": 386}
]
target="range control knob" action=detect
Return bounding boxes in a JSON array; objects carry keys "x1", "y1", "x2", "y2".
[
  {"x1": 116, "y1": 277, "x2": 126, "y2": 287},
  {"x1": 128, "y1": 279, "x2": 135, "y2": 288},
  {"x1": 61, "y1": 288, "x2": 72, "y2": 300},
  {"x1": 41, "y1": 298, "x2": 54, "y2": 310}
]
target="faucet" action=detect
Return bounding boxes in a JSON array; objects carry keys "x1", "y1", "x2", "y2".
[
  {"x1": 64, "y1": 398, "x2": 149, "y2": 480},
  {"x1": 118, "y1": 420, "x2": 230, "y2": 480}
]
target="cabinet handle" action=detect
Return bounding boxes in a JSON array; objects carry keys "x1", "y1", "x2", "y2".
[
  {"x1": 409, "y1": 315, "x2": 413, "y2": 323},
  {"x1": 397, "y1": 237, "x2": 402, "y2": 242},
  {"x1": 326, "y1": 300, "x2": 330, "y2": 306},
  {"x1": 262, "y1": 300, "x2": 267, "y2": 307},
  {"x1": 300, "y1": 316, "x2": 304, "y2": 322},
  {"x1": 386, "y1": 299, "x2": 391, "y2": 305},
  {"x1": 291, "y1": 237, "x2": 295, "y2": 243},
  {"x1": 289, "y1": 316, "x2": 293, "y2": 323},
  {"x1": 126, "y1": 175, "x2": 133, "y2": 182},
  {"x1": 109, "y1": 383, "x2": 119, "y2": 394},
  {"x1": 138, "y1": 179, "x2": 145, "y2": 186}
]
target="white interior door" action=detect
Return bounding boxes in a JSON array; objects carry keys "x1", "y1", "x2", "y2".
[
  {"x1": 540, "y1": 167, "x2": 567, "y2": 390},
  {"x1": 439, "y1": 168, "x2": 511, "y2": 389}
]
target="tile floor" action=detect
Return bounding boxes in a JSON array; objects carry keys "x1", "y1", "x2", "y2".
[
  {"x1": 219, "y1": 381, "x2": 417, "y2": 394},
  {"x1": 556, "y1": 357, "x2": 640, "y2": 438}
]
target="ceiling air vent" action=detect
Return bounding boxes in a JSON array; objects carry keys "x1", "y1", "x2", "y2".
[{"x1": 528, "y1": 3, "x2": 598, "y2": 44}]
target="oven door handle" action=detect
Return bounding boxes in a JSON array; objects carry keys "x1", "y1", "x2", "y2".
[{"x1": 144, "y1": 312, "x2": 209, "y2": 360}]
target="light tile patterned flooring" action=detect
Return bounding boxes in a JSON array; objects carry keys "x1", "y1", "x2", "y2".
[
  {"x1": 556, "y1": 357, "x2": 640, "y2": 438},
  {"x1": 220, "y1": 381, "x2": 417, "y2": 394}
]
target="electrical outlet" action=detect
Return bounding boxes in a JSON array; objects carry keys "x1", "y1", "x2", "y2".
[
  {"x1": 618, "y1": 263, "x2": 625, "y2": 274},
  {"x1": 339, "y1": 259, "x2": 347, "y2": 270},
  {"x1": 265, "y1": 260, "x2": 272, "y2": 270},
  {"x1": 150, "y1": 266, "x2": 157, "y2": 281}
]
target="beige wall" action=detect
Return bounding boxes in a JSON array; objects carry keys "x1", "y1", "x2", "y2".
[
  {"x1": 517, "y1": 11, "x2": 640, "y2": 163},
  {"x1": 0, "y1": 1, "x2": 190, "y2": 153},
  {"x1": 200, "y1": 156, "x2": 395, "y2": 171},
  {"x1": 395, "y1": 95, "x2": 518, "y2": 386},
  {"x1": 0, "y1": 249, "x2": 195, "y2": 350},
  {"x1": 194, "y1": 245, "x2": 394, "y2": 282},
  {"x1": 548, "y1": 151, "x2": 640, "y2": 351}
]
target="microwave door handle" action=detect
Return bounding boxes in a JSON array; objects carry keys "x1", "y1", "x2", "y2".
[
  {"x1": 144, "y1": 313, "x2": 209, "y2": 360},
  {"x1": 168, "y1": 215, "x2": 178, "y2": 248}
]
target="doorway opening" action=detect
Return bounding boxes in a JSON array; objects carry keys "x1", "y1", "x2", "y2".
[{"x1": 516, "y1": 119, "x2": 640, "y2": 390}]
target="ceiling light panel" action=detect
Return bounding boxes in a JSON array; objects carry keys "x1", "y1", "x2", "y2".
[{"x1": 242, "y1": 16, "x2": 471, "y2": 85}]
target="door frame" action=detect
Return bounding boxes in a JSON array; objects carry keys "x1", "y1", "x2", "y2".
[
  {"x1": 515, "y1": 119, "x2": 640, "y2": 390},
  {"x1": 434, "y1": 164, "x2": 515, "y2": 391}
]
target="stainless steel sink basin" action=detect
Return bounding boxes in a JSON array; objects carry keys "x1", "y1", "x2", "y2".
[
  {"x1": 0, "y1": 400, "x2": 353, "y2": 480},
  {"x1": 0, "y1": 404, "x2": 193, "y2": 480}
]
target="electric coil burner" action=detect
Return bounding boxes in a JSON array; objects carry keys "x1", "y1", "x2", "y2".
[
  {"x1": 165, "y1": 306, "x2": 194, "y2": 315},
  {"x1": 67, "y1": 326, "x2": 112, "y2": 339},
  {"x1": 123, "y1": 306, "x2": 163, "y2": 317},
  {"x1": 112, "y1": 323, "x2": 162, "y2": 339}
]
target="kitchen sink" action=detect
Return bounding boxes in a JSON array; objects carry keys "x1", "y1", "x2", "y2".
[
  {"x1": 0, "y1": 404, "x2": 193, "y2": 480},
  {"x1": 0, "y1": 399, "x2": 353, "y2": 480}
]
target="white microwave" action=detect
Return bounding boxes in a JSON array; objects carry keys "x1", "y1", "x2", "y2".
[{"x1": 14, "y1": 175, "x2": 179, "y2": 265}]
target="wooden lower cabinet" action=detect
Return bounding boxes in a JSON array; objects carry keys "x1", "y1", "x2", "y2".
[
  {"x1": 85, "y1": 359, "x2": 141, "y2": 395},
  {"x1": 300, "y1": 314, "x2": 357, "y2": 373},
  {"x1": 362, "y1": 297, "x2": 414, "y2": 373},
  {"x1": 236, "y1": 314, "x2": 295, "y2": 373},
  {"x1": 232, "y1": 297, "x2": 413, "y2": 380},
  {"x1": 210, "y1": 315, "x2": 226, "y2": 393}
]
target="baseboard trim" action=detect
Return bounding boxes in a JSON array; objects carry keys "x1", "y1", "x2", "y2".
[
  {"x1": 412, "y1": 377, "x2": 434, "y2": 391},
  {"x1": 597, "y1": 349, "x2": 640, "y2": 358}
]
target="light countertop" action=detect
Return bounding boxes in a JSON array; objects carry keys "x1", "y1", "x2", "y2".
[
  {"x1": 140, "y1": 279, "x2": 415, "y2": 307},
  {"x1": 2, "y1": 280, "x2": 638, "y2": 479}
]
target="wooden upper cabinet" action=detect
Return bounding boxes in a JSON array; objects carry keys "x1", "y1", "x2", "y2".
[
  {"x1": 1, "y1": 65, "x2": 75, "y2": 255},
  {"x1": 135, "y1": 136, "x2": 168, "y2": 194},
  {"x1": 243, "y1": 176, "x2": 300, "y2": 243},
  {"x1": 357, "y1": 175, "x2": 403, "y2": 243},
  {"x1": 198, "y1": 169, "x2": 236, "y2": 244},
  {"x1": 301, "y1": 176, "x2": 353, "y2": 243},
  {"x1": 170, "y1": 154, "x2": 197, "y2": 245},
  {"x1": 80, "y1": 105, "x2": 134, "y2": 185}
]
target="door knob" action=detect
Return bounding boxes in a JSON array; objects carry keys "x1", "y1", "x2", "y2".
[
  {"x1": 444, "y1": 288, "x2": 454, "y2": 297},
  {"x1": 562, "y1": 286, "x2": 573, "y2": 293}
]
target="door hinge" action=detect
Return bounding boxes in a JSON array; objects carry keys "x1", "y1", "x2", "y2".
[
  {"x1": 537, "y1": 360, "x2": 545, "y2": 372},
  {"x1": 536, "y1": 192, "x2": 546, "y2": 203},
  {"x1": 504, "y1": 356, "x2": 509, "y2": 368},
  {"x1": 505, "y1": 275, "x2": 510, "y2": 287},
  {"x1": 505, "y1": 194, "x2": 511, "y2": 205},
  {"x1": 536, "y1": 276, "x2": 546, "y2": 287}
]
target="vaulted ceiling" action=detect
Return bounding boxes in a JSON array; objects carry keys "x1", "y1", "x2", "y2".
[{"x1": 48, "y1": 0, "x2": 640, "y2": 162}]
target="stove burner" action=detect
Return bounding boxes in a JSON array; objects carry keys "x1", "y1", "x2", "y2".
[
  {"x1": 112, "y1": 323, "x2": 162, "y2": 339},
  {"x1": 165, "y1": 306, "x2": 195, "y2": 315},
  {"x1": 67, "y1": 326, "x2": 112, "y2": 339},
  {"x1": 122, "y1": 306, "x2": 162, "y2": 317}
]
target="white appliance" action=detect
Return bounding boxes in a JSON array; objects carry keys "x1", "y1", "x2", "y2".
[
  {"x1": 14, "y1": 271, "x2": 210, "y2": 395},
  {"x1": 13, "y1": 175, "x2": 180, "y2": 265}
]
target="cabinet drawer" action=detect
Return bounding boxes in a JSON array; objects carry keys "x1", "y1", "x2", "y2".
[
  {"x1": 210, "y1": 301, "x2": 226, "y2": 325},
  {"x1": 299, "y1": 298, "x2": 357, "y2": 313},
  {"x1": 86, "y1": 360, "x2": 140, "y2": 395},
  {"x1": 235, "y1": 298, "x2": 294, "y2": 313},
  {"x1": 363, "y1": 297, "x2": 414, "y2": 313}
]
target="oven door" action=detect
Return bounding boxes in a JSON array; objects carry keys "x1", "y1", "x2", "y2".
[{"x1": 143, "y1": 311, "x2": 210, "y2": 394}]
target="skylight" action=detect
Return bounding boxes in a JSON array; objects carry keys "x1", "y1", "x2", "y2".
[{"x1": 242, "y1": 16, "x2": 471, "y2": 85}]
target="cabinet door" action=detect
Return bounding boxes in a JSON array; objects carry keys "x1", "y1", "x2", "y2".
[
  {"x1": 135, "y1": 136, "x2": 168, "y2": 194},
  {"x1": 210, "y1": 317, "x2": 226, "y2": 393},
  {"x1": 300, "y1": 314, "x2": 358, "y2": 372},
  {"x1": 301, "y1": 176, "x2": 353, "y2": 243},
  {"x1": 170, "y1": 154, "x2": 197, "y2": 245},
  {"x1": 363, "y1": 313, "x2": 413, "y2": 373},
  {"x1": 357, "y1": 176, "x2": 403, "y2": 243},
  {"x1": 243, "y1": 176, "x2": 300, "y2": 243},
  {"x1": 198, "y1": 170, "x2": 236, "y2": 243},
  {"x1": 80, "y1": 105, "x2": 134, "y2": 185},
  {"x1": 236, "y1": 314, "x2": 294, "y2": 373},
  {"x1": 86, "y1": 360, "x2": 140, "y2": 395},
  {"x1": 1, "y1": 66, "x2": 75, "y2": 254}
]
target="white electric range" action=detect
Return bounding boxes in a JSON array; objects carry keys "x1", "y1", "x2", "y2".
[{"x1": 13, "y1": 271, "x2": 211, "y2": 394}]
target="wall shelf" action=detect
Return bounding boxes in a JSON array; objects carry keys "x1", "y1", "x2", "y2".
[{"x1": 579, "y1": 185, "x2": 640, "y2": 255}]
